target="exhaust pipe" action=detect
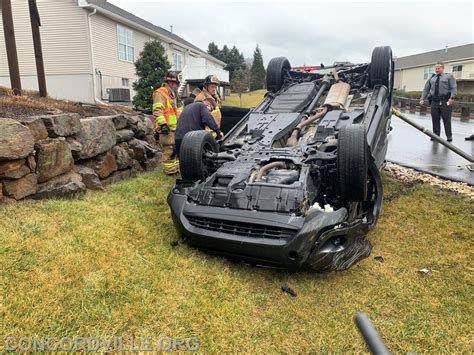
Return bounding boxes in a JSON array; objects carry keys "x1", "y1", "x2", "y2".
[
  {"x1": 286, "y1": 82, "x2": 351, "y2": 146},
  {"x1": 254, "y1": 161, "x2": 287, "y2": 182},
  {"x1": 286, "y1": 107, "x2": 328, "y2": 146}
]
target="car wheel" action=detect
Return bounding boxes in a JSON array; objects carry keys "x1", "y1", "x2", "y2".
[
  {"x1": 337, "y1": 124, "x2": 368, "y2": 202},
  {"x1": 369, "y1": 46, "x2": 394, "y2": 93},
  {"x1": 266, "y1": 57, "x2": 291, "y2": 92},
  {"x1": 179, "y1": 130, "x2": 218, "y2": 181}
]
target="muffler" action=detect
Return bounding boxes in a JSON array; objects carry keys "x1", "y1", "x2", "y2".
[
  {"x1": 286, "y1": 82, "x2": 351, "y2": 146},
  {"x1": 323, "y1": 82, "x2": 351, "y2": 110}
]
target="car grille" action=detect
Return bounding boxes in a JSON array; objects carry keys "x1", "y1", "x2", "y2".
[{"x1": 186, "y1": 216, "x2": 296, "y2": 239}]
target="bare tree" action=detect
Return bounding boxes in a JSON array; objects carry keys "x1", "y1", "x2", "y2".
[{"x1": 231, "y1": 69, "x2": 249, "y2": 107}]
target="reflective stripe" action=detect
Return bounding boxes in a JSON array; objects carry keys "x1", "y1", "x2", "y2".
[
  {"x1": 156, "y1": 116, "x2": 166, "y2": 125},
  {"x1": 161, "y1": 160, "x2": 179, "y2": 168},
  {"x1": 167, "y1": 114, "x2": 177, "y2": 128},
  {"x1": 153, "y1": 87, "x2": 179, "y2": 129},
  {"x1": 212, "y1": 106, "x2": 220, "y2": 113},
  {"x1": 153, "y1": 102, "x2": 164, "y2": 110}
]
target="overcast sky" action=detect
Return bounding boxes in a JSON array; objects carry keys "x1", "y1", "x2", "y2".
[{"x1": 109, "y1": 0, "x2": 473, "y2": 66}]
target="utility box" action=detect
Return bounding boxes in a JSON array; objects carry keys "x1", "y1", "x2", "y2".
[{"x1": 108, "y1": 88, "x2": 131, "y2": 102}]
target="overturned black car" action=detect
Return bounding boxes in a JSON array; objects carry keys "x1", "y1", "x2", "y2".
[{"x1": 168, "y1": 46, "x2": 394, "y2": 272}]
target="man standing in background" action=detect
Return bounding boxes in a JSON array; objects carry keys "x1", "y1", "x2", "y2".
[{"x1": 420, "y1": 62, "x2": 457, "y2": 142}]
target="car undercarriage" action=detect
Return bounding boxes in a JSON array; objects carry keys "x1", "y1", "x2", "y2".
[{"x1": 168, "y1": 46, "x2": 394, "y2": 271}]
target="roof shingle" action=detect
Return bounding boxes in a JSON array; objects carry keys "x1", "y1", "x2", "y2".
[
  {"x1": 394, "y1": 43, "x2": 474, "y2": 69},
  {"x1": 86, "y1": 0, "x2": 225, "y2": 65}
]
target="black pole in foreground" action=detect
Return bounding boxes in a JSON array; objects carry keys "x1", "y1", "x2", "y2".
[
  {"x1": 28, "y1": 0, "x2": 47, "y2": 97},
  {"x1": 2, "y1": 0, "x2": 22, "y2": 95},
  {"x1": 355, "y1": 312, "x2": 390, "y2": 355},
  {"x1": 392, "y1": 108, "x2": 474, "y2": 163}
]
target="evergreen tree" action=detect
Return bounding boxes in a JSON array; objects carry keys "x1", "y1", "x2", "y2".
[
  {"x1": 225, "y1": 46, "x2": 245, "y2": 82},
  {"x1": 250, "y1": 45, "x2": 266, "y2": 91},
  {"x1": 207, "y1": 42, "x2": 220, "y2": 59},
  {"x1": 132, "y1": 40, "x2": 171, "y2": 110},
  {"x1": 220, "y1": 45, "x2": 231, "y2": 64},
  {"x1": 206, "y1": 43, "x2": 246, "y2": 83}
]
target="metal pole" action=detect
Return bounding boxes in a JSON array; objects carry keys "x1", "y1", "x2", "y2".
[
  {"x1": 28, "y1": 0, "x2": 47, "y2": 97},
  {"x1": 392, "y1": 108, "x2": 474, "y2": 163},
  {"x1": 355, "y1": 313, "x2": 390, "y2": 355},
  {"x1": 2, "y1": 0, "x2": 22, "y2": 95}
]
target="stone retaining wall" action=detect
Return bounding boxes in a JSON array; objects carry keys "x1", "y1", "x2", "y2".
[{"x1": 0, "y1": 113, "x2": 161, "y2": 204}]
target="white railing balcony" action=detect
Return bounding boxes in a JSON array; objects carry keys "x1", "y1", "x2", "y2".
[
  {"x1": 180, "y1": 65, "x2": 230, "y2": 83},
  {"x1": 452, "y1": 71, "x2": 474, "y2": 80}
]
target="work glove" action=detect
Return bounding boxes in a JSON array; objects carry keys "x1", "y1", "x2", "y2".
[
  {"x1": 216, "y1": 132, "x2": 224, "y2": 140},
  {"x1": 154, "y1": 131, "x2": 160, "y2": 140},
  {"x1": 160, "y1": 123, "x2": 170, "y2": 134}
]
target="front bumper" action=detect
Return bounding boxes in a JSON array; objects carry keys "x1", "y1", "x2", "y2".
[{"x1": 167, "y1": 192, "x2": 372, "y2": 271}]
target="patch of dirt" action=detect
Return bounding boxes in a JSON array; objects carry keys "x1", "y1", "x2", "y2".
[
  {"x1": 383, "y1": 162, "x2": 474, "y2": 198},
  {"x1": 0, "y1": 86, "x2": 134, "y2": 119},
  {"x1": 383, "y1": 177, "x2": 420, "y2": 202}
]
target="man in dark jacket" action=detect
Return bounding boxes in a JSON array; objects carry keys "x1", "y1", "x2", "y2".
[{"x1": 175, "y1": 99, "x2": 224, "y2": 156}]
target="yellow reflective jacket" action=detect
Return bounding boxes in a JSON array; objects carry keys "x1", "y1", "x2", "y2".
[{"x1": 152, "y1": 84, "x2": 183, "y2": 131}]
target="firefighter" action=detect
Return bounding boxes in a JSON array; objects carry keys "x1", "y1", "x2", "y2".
[
  {"x1": 175, "y1": 99, "x2": 224, "y2": 156},
  {"x1": 152, "y1": 71, "x2": 183, "y2": 175},
  {"x1": 194, "y1": 75, "x2": 222, "y2": 129}
]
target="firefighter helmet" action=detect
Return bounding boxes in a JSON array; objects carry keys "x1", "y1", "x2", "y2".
[
  {"x1": 204, "y1": 75, "x2": 219, "y2": 86},
  {"x1": 165, "y1": 71, "x2": 180, "y2": 84}
]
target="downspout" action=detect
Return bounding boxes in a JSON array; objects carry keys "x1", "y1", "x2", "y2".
[
  {"x1": 79, "y1": 1, "x2": 107, "y2": 104},
  {"x1": 87, "y1": 8, "x2": 98, "y2": 103}
]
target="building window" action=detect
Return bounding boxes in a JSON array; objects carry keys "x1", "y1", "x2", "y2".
[
  {"x1": 117, "y1": 25, "x2": 134, "y2": 62},
  {"x1": 173, "y1": 52, "x2": 183, "y2": 71},
  {"x1": 452, "y1": 64, "x2": 463, "y2": 78},
  {"x1": 122, "y1": 78, "x2": 129, "y2": 87},
  {"x1": 423, "y1": 66, "x2": 434, "y2": 80}
]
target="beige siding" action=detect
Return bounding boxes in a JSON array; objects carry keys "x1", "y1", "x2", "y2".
[
  {"x1": 0, "y1": 0, "x2": 226, "y2": 101},
  {"x1": 446, "y1": 60, "x2": 474, "y2": 80},
  {"x1": 90, "y1": 14, "x2": 152, "y2": 80},
  {"x1": 395, "y1": 59, "x2": 474, "y2": 92},
  {"x1": 395, "y1": 67, "x2": 426, "y2": 91},
  {"x1": 0, "y1": 0, "x2": 91, "y2": 77}
]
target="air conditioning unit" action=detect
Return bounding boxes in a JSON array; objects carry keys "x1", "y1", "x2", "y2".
[{"x1": 108, "y1": 88, "x2": 131, "y2": 102}]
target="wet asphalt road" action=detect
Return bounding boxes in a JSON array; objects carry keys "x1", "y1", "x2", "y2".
[{"x1": 386, "y1": 112, "x2": 474, "y2": 185}]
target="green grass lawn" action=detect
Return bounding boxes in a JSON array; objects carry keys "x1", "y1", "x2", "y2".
[
  {"x1": 0, "y1": 171, "x2": 472, "y2": 352},
  {"x1": 222, "y1": 89, "x2": 266, "y2": 108}
]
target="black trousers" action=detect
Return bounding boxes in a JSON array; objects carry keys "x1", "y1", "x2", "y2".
[
  {"x1": 175, "y1": 138, "x2": 183, "y2": 157},
  {"x1": 430, "y1": 100, "x2": 452, "y2": 138}
]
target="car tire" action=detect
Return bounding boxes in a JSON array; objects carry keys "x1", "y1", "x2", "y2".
[
  {"x1": 179, "y1": 130, "x2": 219, "y2": 181},
  {"x1": 266, "y1": 57, "x2": 291, "y2": 92},
  {"x1": 337, "y1": 124, "x2": 368, "y2": 202},
  {"x1": 369, "y1": 46, "x2": 394, "y2": 93}
]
